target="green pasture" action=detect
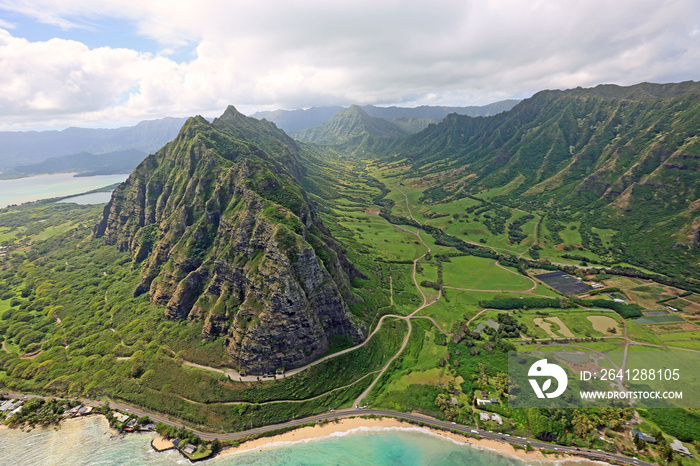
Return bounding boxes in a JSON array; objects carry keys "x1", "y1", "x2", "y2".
[
  {"x1": 591, "y1": 227, "x2": 617, "y2": 247},
  {"x1": 337, "y1": 213, "x2": 425, "y2": 261},
  {"x1": 476, "y1": 175, "x2": 526, "y2": 199},
  {"x1": 530, "y1": 282, "x2": 561, "y2": 297},
  {"x1": 626, "y1": 321, "x2": 664, "y2": 345},
  {"x1": 665, "y1": 298, "x2": 690, "y2": 310},
  {"x1": 417, "y1": 290, "x2": 503, "y2": 332},
  {"x1": 418, "y1": 229, "x2": 464, "y2": 257},
  {"x1": 655, "y1": 329, "x2": 700, "y2": 351},
  {"x1": 441, "y1": 255, "x2": 533, "y2": 291}
]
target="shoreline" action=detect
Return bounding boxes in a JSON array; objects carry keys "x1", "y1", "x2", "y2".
[
  {"x1": 214, "y1": 417, "x2": 602, "y2": 465},
  {"x1": 1, "y1": 406, "x2": 606, "y2": 465}
]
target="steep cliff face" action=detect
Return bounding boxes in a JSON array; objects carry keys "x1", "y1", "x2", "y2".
[{"x1": 94, "y1": 107, "x2": 365, "y2": 374}]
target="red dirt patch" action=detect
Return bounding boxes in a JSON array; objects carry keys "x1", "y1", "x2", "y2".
[{"x1": 678, "y1": 322, "x2": 699, "y2": 331}]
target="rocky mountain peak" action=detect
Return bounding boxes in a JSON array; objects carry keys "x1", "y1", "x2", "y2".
[{"x1": 94, "y1": 107, "x2": 366, "y2": 374}]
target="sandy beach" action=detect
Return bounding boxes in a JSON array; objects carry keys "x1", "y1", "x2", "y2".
[
  {"x1": 216, "y1": 417, "x2": 600, "y2": 464},
  {"x1": 151, "y1": 436, "x2": 175, "y2": 451}
]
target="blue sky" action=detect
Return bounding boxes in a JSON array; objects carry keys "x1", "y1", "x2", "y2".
[
  {"x1": 1, "y1": 10, "x2": 197, "y2": 63},
  {"x1": 0, "y1": 0, "x2": 698, "y2": 131}
]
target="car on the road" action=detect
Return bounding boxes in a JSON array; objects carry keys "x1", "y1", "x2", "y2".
[
  {"x1": 470, "y1": 430, "x2": 478, "y2": 434},
  {"x1": 451, "y1": 422, "x2": 456, "y2": 425}
]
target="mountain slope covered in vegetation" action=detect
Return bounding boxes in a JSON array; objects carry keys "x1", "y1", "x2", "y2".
[
  {"x1": 94, "y1": 106, "x2": 365, "y2": 374},
  {"x1": 384, "y1": 81, "x2": 700, "y2": 280}
]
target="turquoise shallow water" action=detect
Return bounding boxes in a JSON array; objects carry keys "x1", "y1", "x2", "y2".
[
  {"x1": 215, "y1": 428, "x2": 523, "y2": 466},
  {"x1": 0, "y1": 173, "x2": 128, "y2": 209},
  {"x1": 0, "y1": 417, "x2": 592, "y2": 466}
]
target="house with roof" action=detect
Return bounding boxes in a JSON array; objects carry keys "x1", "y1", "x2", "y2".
[
  {"x1": 115, "y1": 413, "x2": 130, "y2": 424},
  {"x1": 6, "y1": 405, "x2": 23, "y2": 419},
  {"x1": 476, "y1": 398, "x2": 492, "y2": 406},
  {"x1": 0, "y1": 400, "x2": 22, "y2": 412},
  {"x1": 631, "y1": 429, "x2": 656, "y2": 444},
  {"x1": 671, "y1": 439, "x2": 692, "y2": 457},
  {"x1": 491, "y1": 413, "x2": 503, "y2": 425},
  {"x1": 475, "y1": 319, "x2": 500, "y2": 334},
  {"x1": 183, "y1": 444, "x2": 197, "y2": 455},
  {"x1": 479, "y1": 412, "x2": 490, "y2": 422}
]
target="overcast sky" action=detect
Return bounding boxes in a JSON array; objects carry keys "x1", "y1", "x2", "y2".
[{"x1": 0, "y1": 0, "x2": 698, "y2": 130}]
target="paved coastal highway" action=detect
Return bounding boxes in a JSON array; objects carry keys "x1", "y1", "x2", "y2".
[{"x1": 4, "y1": 393, "x2": 649, "y2": 465}]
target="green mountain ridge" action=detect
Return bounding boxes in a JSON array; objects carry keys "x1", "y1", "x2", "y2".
[
  {"x1": 251, "y1": 101, "x2": 520, "y2": 133},
  {"x1": 381, "y1": 81, "x2": 700, "y2": 278},
  {"x1": 94, "y1": 106, "x2": 365, "y2": 374},
  {"x1": 291, "y1": 105, "x2": 410, "y2": 144},
  {"x1": 2, "y1": 81, "x2": 700, "y2": 457}
]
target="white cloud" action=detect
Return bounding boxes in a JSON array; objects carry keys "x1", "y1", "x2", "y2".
[{"x1": 0, "y1": 0, "x2": 699, "y2": 129}]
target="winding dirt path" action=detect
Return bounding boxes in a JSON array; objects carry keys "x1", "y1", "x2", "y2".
[
  {"x1": 1, "y1": 339, "x2": 42, "y2": 359},
  {"x1": 353, "y1": 186, "x2": 438, "y2": 406}
]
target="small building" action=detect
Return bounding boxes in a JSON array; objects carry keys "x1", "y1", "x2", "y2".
[
  {"x1": 66, "y1": 405, "x2": 82, "y2": 416},
  {"x1": 475, "y1": 319, "x2": 500, "y2": 334},
  {"x1": 631, "y1": 429, "x2": 656, "y2": 444},
  {"x1": 491, "y1": 413, "x2": 503, "y2": 425},
  {"x1": 476, "y1": 399, "x2": 492, "y2": 406},
  {"x1": 450, "y1": 396, "x2": 458, "y2": 405},
  {"x1": 671, "y1": 439, "x2": 691, "y2": 457},
  {"x1": 115, "y1": 413, "x2": 130, "y2": 424},
  {"x1": 479, "y1": 412, "x2": 490, "y2": 422},
  {"x1": 668, "y1": 306, "x2": 679, "y2": 312},
  {"x1": 6, "y1": 406, "x2": 23, "y2": 419},
  {"x1": 490, "y1": 398, "x2": 499, "y2": 404},
  {"x1": 0, "y1": 400, "x2": 22, "y2": 412},
  {"x1": 484, "y1": 319, "x2": 500, "y2": 331},
  {"x1": 126, "y1": 419, "x2": 138, "y2": 428},
  {"x1": 183, "y1": 444, "x2": 197, "y2": 455}
]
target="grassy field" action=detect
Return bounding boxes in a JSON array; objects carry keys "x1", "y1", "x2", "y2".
[
  {"x1": 654, "y1": 329, "x2": 700, "y2": 351},
  {"x1": 441, "y1": 256, "x2": 533, "y2": 291},
  {"x1": 418, "y1": 290, "x2": 515, "y2": 332},
  {"x1": 626, "y1": 321, "x2": 664, "y2": 345}
]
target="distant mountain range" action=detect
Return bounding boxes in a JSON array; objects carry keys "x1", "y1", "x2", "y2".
[
  {"x1": 0, "y1": 117, "x2": 188, "y2": 171},
  {"x1": 0, "y1": 149, "x2": 148, "y2": 179},
  {"x1": 0, "y1": 102, "x2": 518, "y2": 175},
  {"x1": 251, "y1": 100, "x2": 519, "y2": 133}
]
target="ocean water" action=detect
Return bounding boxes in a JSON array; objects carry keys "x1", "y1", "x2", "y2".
[
  {"x1": 0, "y1": 417, "x2": 591, "y2": 466},
  {"x1": 0, "y1": 173, "x2": 129, "y2": 209}
]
